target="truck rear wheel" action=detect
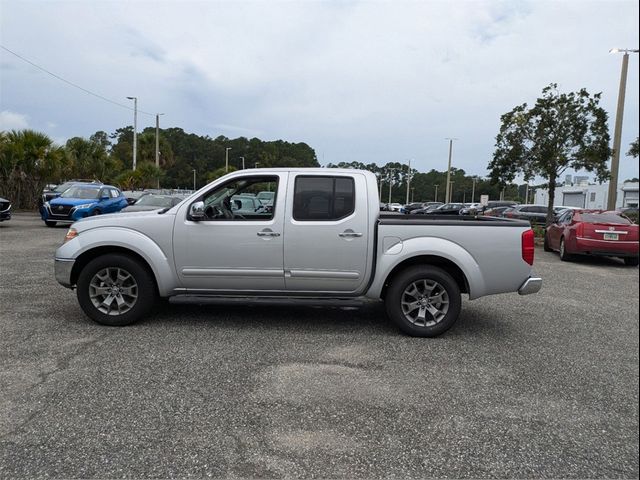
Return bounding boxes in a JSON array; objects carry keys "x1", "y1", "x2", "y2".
[
  {"x1": 385, "y1": 265, "x2": 462, "y2": 337},
  {"x1": 76, "y1": 253, "x2": 157, "y2": 326}
]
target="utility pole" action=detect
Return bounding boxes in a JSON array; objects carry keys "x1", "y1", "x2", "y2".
[
  {"x1": 405, "y1": 160, "x2": 412, "y2": 205},
  {"x1": 444, "y1": 138, "x2": 456, "y2": 203},
  {"x1": 126, "y1": 97, "x2": 137, "y2": 170},
  {"x1": 434, "y1": 184, "x2": 439, "y2": 202},
  {"x1": 411, "y1": 187, "x2": 415, "y2": 203},
  {"x1": 607, "y1": 48, "x2": 639, "y2": 209},
  {"x1": 192, "y1": 169, "x2": 196, "y2": 191},
  {"x1": 449, "y1": 181, "x2": 454, "y2": 203},
  {"x1": 471, "y1": 176, "x2": 477, "y2": 203},
  {"x1": 525, "y1": 183, "x2": 529, "y2": 204},
  {"x1": 388, "y1": 169, "x2": 395, "y2": 205},
  {"x1": 155, "y1": 113, "x2": 164, "y2": 188},
  {"x1": 225, "y1": 147, "x2": 232, "y2": 172},
  {"x1": 239, "y1": 156, "x2": 245, "y2": 169},
  {"x1": 254, "y1": 162, "x2": 260, "y2": 168}
]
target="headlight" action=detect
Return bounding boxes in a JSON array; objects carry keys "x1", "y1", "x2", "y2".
[
  {"x1": 75, "y1": 203, "x2": 94, "y2": 209},
  {"x1": 64, "y1": 228, "x2": 78, "y2": 244}
]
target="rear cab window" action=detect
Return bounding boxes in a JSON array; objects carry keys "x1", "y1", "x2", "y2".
[{"x1": 580, "y1": 213, "x2": 631, "y2": 225}]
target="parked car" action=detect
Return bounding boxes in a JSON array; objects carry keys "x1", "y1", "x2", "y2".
[
  {"x1": 401, "y1": 202, "x2": 426, "y2": 214},
  {"x1": 0, "y1": 197, "x2": 11, "y2": 222},
  {"x1": 121, "y1": 190, "x2": 150, "y2": 205},
  {"x1": 411, "y1": 202, "x2": 444, "y2": 214},
  {"x1": 40, "y1": 179, "x2": 102, "y2": 207},
  {"x1": 379, "y1": 203, "x2": 389, "y2": 211},
  {"x1": 483, "y1": 206, "x2": 513, "y2": 217},
  {"x1": 544, "y1": 209, "x2": 639, "y2": 265},
  {"x1": 256, "y1": 191, "x2": 275, "y2": 205},
  {"x1": 41, "y1": 184, "x2": 128, "y2": 227},
  {"x1": 503, "y1": 204, "x2": 548, "y2": 225},
  {"x1": 387, "y1": 203, "x2": 403, "y2": 212},
  {"x1": 53, "y1": 168, "x2": 541, "y2": 337},
  {"x1": 230, "y1": 194, "x2": 266, "y2": 215},
  {"x1": 427, "y1": 203, "x2": 466, "y2": 215},
  {"x1": 459, "y1": 203, "x2": 483, "y2": 215},
  {"x1": 122, "y1": 194, "x2": 183, "y2": 212}
]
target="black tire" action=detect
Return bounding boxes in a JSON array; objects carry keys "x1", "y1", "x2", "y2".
[
  {"x1": 543, "y1": 232, "x2": 552, "y2": 252},
  {"x1": 45, "y1": 220, "x2": 57, "y2": 227},
  {"x1": 76, "y1": 253, "x2": 157, "y2": 326},
  {"x1": 559, "y1": 237, "x2": 572, "y2": 262},
  {"x1": 624, "y1": 257, "x2": 639, "y2": 266},
  {"x1": 385, "y1": 265, "x2": 462, "y2": 337}
]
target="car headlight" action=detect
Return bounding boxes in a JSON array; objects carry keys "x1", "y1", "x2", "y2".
[
  {"x1": 75, "y1": 203, "x2": 94, "y2": 209},
  {"x1": 64, "y1": 227, "x2": 79, "y2": 244}
]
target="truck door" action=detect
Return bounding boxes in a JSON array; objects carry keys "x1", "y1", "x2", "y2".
[
  {"x1": 283, "y1": 173, "x2": 369, "y2": 293},
  {"x1": 172, "y1": 173, "x2": 287, "y2": 292}
]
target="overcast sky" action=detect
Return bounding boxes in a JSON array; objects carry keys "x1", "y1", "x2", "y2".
[{"x1": 1, "y1": 0, "x2": 638, "y2": 182}]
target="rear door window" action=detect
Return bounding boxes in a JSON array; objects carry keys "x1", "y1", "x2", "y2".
[{"x1": 293, "y1": 176, "x2": 355, "y2": 221}]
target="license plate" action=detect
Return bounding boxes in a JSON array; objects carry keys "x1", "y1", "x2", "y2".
[{"x1": 603, "y1": 233, "x2": 619, "y2": 240}]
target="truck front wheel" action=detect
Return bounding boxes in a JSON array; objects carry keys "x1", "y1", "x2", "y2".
[
  {"x1": 385, "y1": 265, "x2": 462, "y2": 337},
  {"x1": 76, "y1": 253, "x2": 157, "y2": 326}
]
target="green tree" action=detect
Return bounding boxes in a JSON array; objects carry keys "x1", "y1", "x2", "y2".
[
  {"x1": 628, "y1": 137, "x2": 639, "y2": 158},
  {"x1": 488, "y1": 83, "x2": 611, "y2": 224},
  {"x1": 0, "y1": 129, "x2": 66, "y2": 208}
]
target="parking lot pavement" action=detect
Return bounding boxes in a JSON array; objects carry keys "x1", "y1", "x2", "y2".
[{"x1": 1, "y1": 213, "x2": 638, "y2": 478}]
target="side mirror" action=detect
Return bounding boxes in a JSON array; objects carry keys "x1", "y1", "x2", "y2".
[{"x1": 190, "y1": 201, "x2": 205, "y2": 220}]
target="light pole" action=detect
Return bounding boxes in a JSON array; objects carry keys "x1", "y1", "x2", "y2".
[
  {"x1": 444, "y1": 138, "x2": 457, "y2": 203},
  {"x1": 225, "y1": 147, "x2": 232, "y2": 172},
  {"x1": 405, "y1": 160, "x2": 412, "y2": 205},
  {"x1": 411, "y1": 187, "x2": 415, "y2": 203},
  {"x1": 155, "y1": 113, "x2": 164, "y2": 188},
  {"x1": 239, "y1": 156, "x2": 245, "y2": 169},
  {"x1": 126, "y1": 96, "x2": 137, "y2": 171},
  {"x1": 607, "y1": 48, "x2": 639, "y2": 209},
  {"x1": 449, "y1": 181, "x2": 454, "y2": 203},
  {"x1": 254, "y1": 162, "x2": 260, "y2": 168},
  {"x1": 434, "y1": 184, "x2": 439, "y2": 202},
  {"x1": 192, "y1": 169, "x2": 196, "y2": 191},
  {"x1": 388, "y1": 169, "x2": 395, "y2": 205},
  {"x1": 471, "y1": 176, "x2": 477, "y2": 203}
]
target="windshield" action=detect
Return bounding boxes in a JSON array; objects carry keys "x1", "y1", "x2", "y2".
[
  {"x1": 135, "y1": 195, "x2": 175, "y2": 207},
  {"x1": 60, "y1": 186, "x2": 101, "y2": 199}
]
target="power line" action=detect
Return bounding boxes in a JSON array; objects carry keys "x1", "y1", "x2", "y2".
[{"x1": 0, "y1": 44, "x2": 156, "y2": 116}]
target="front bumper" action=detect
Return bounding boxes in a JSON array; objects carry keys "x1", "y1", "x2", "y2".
[
  {"x1": 55, "y1": 258, "x2": 75, "y2": 288},
  {"x1": 0, "y1": 210, "x2": 11, "y2": 221},
  {"x1": 518, "y1": 276, "x2": 542, "y2": 295}
]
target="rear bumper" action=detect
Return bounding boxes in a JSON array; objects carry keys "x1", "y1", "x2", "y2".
[
  {"x1": 575, "y1": 237, "x2": 639, "y2": 257},
  {"x1": 518, "y1": 276, "x2": 542, "y2": 295},
  {"x1": 54, "y1": 258, "x2": 75, "y2": 288}
]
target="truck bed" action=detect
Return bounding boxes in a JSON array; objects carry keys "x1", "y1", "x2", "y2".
[{"x1": 378, "y1": 213, "x2": 530, "y2": 227}]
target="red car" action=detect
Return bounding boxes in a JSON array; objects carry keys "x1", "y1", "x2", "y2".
[{"x1": 544, "y1": 209, "x2": 639, "y2": 266}]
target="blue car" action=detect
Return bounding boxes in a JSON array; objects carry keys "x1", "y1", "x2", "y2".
[{"x1": 41, "y1": 184, "x2": 128, "y2": 227}]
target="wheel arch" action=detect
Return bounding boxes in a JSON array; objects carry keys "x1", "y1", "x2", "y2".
[
  {"x1": 71, "y1": 246, "x2": 157, "y2": 293},
  {"x1": 380, "y1": 255, "x2": 469, "y2": 300}
]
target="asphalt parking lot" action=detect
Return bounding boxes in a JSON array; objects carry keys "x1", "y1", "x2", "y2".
[{"x1": 1, "y1": 213, "x2": 638, "y2": 478}]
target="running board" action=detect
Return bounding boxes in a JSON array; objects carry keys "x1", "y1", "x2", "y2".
[{"x1": 169, "y1": 295, "x2": 372, "y2": 308}]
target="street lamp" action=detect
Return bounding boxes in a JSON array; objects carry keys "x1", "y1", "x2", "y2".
[
  {"x1": 239, "y1": 156, "x2": 245, "y2": 169},
  {"x1": 126, "y1": 96, "x2": 137, "y2": 171},
  {"x1": 155, "y1": 113, "x2": 165, "y2": 188},
  {"x1": 192, "y1": 169, "x2": 196, "y2": 191},
  {"x1": 444, "y1": 138, "x2": 457, "y2": 203},
  {"x1": 434, "y1": 184, "x2": 439, "y2": 202},
  {"x1": 388, "y1": 169, "x2": 395, "y2": 205},
  {"x1": 607, "y1": 48, "x2": 639, "y2": 209},
  {"x1": 254, "y1": 162, "x2": 260, "y2": 168},
  {"x1": 471, "y1": 176, "x2": 477, "y2": 203},
  {"x1": 405, "y1": 160, "x2": 412, "y2": 205},
  {"x1": 225, "y1": 147, "x2": 232, "y2": 172}
]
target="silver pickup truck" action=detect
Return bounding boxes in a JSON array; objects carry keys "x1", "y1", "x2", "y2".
[{"x1": 54, "y1": 168, "x2": 541, "y2": 337}]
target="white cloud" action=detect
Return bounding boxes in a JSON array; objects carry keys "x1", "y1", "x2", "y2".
[{"x1": 0, "y1": 110, "x2": 29, "y2": 130}]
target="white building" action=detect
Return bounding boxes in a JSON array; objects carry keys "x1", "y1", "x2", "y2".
[{"x1": 535, "y1": 181, "x2": 639, "y2": 209}]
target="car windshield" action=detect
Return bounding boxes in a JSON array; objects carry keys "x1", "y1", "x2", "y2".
[
  {"x1": 581, "y1": 213, "x2": 631, "y2": 225},
  {"x1": 60, "y1": 186, "x2": 101, "y2": 199},
  {"x1": 135, "y1": 195, "x2": 175, "y2": 207},
  {"x1": 54, "y1": 182, "x2": 75, "y2": 193}
]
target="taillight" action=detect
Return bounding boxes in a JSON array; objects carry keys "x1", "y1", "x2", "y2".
[{"x1": 522, "y1": 229, "x2": 535, "y2": 265}]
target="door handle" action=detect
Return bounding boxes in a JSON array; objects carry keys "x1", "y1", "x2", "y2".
[
  {"x1": 338, "y1": 232, "x2": 363, "y2": 238},
  {"x1": 257, "y1": 231, "x2": 281, "y2": 237}
]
